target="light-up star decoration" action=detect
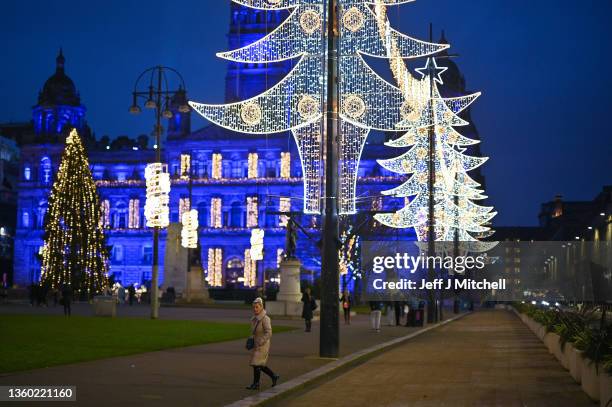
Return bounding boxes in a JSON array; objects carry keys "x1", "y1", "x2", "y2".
[{"x1": 415, "y1": 57, "x2": 448, "y2": 85}]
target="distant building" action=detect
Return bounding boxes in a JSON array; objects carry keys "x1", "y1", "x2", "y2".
[{"x1": 0, "y1": 136, "x2": 19, "y2": 286}]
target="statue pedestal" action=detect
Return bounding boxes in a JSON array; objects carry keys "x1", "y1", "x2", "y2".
[
  {"x1": 184, "y1": 264, "x2": 212, "y2": 303},
  {"x1": 266, "y1": 258, "x2": 304, "y2": 318}
]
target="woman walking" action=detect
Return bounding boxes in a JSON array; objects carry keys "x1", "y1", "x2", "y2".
[
  {"x1": 301, "y1": 287, "x2": 317, "y2": 332},
  {"x1": 340, "y1": 289, "x2": 352, "y2": 324},
  {"x1": 246, "y1": 297, "x2": 279, "y2": 390}
]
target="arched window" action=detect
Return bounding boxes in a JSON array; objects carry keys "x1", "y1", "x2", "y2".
[
  {"x1": 37, "y1": 201, "x2": 48, "y2": 229},
  {"x1": 114, "y1": 202, "x2": 127, "y2": 229},
  {"x1": 22, "y1": 211, "x2": 30, "y2": 228},
  {"x1": 23, "y1": 164, "x2": 31, "y2": 181},
  {"x1": 230, "y1": 201, "x2": 242, "y2": 228},
  {"x1": 40, "y1": 157, "x2": 52, "y2": 184}
]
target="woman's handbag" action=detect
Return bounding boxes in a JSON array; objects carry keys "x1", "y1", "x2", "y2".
[{"x1": 245, "y1": 320, "x2": 261, "y2": 350}]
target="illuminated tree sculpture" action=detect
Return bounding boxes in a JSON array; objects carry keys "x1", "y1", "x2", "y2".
[
  {"x1": 189, "y1": 0, "x2": 448, "y2": 215},
  {"x1": 374, "y1": 56, "x2": 496, "y2": 242},
  {"x1": 40, "y1": 129, "x2": 109, "y2": 295}
]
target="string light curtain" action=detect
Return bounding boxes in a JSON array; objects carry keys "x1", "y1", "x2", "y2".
[
  {"x1": 39, "y1": 129, "x2": 109, "y2": 295},
  {"x1": 101, "y1": 199, "x2": 110, "y2": 228},
  {"x1": 243, "y1": 248, "x2": 258, "y2": 287},
  {"x1": 212, "y1": 153, "x2": 223, "y2": 179},
  {"x1": 207, "y1": 248, "x2": 223, "y2": 286},
  {"x1": 248, "y1": 153, "x2": 259, "y2": 178},
  {"x1": 247, "y1": 196, "x2": 259, "y2": 227},
  {"x1": 128, "y1": 198, "x2": 140, "y2": 229},
  {"x1": 180, "y1": 154, "x2": 191, "y2": 179},
  {"x1": 280, "y1": 152, "x2": 291, "y2": 178},
  {"x1": 210, "y1": 197, "x2": 223, "y2": 228}
]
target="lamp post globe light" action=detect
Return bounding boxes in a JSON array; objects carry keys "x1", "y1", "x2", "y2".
[{"x1": 129, "y1": 66, "x2": 190, "y2": 319}]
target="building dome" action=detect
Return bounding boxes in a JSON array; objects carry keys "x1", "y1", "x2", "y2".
[{"x1": 38, "y1": 49, "x2": 81, "y2": 106}]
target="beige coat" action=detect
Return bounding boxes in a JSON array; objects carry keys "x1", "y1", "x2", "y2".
[{"x1": 249, "y1": 310, "x2": 272, "y2": 366}]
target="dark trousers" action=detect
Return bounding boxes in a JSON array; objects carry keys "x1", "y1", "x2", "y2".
[
  {"x1": 343, "y1": 307, "x2": 351, "y2": 323},
  {"x1": 305, "y1": 319, "x2": 312, "y2": 332},
  {"x1": 252, "y1": 366, "x2": 276, "y2": 384},
  {"x1": 394, "y1": 303, "x2": 402, "y2": 326},
  {"x1": 63, "y1": 301, "x2": 71, "y2": 316}
]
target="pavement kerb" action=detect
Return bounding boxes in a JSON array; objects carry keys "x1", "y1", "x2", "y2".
[{"x1": 225, "y1": 311, "x2": 472, "y2": 407}]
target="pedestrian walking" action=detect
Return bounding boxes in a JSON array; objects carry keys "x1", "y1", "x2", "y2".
[
  {"x1": 246, "y1": 297, "x2": 279, "y2": 390},
  {"x1": 369, "y1": 301, "x2": 382, "y2": 332},
  {"x1": 61, "y1": 284, "x2": 73, "y2": 316},
  {"x1": 301, "y1": 287, "x2": 317, "y2": 332},
  {"x1": 340, "y1": 289, "x2": 352, "y2": 324}
]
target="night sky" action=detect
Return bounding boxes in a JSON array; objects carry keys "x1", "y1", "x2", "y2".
[{"x1": 1, "y1": 0, "x2": 610, "y2": 227}]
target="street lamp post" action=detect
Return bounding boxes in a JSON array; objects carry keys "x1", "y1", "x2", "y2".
[{"x1": 129, "y1": 66, "x2": 189, "y2": 319}]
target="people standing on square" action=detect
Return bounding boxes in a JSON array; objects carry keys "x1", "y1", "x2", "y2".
[
  {"x1": 61, "y1": 284, "x2": 72, "y2": 316},
  {"x1": 301, "y1": 287, "x2": 316, "y2": 332},
  {"x1": 340, "y1": 289, "x2": 352, "y2": 325}
]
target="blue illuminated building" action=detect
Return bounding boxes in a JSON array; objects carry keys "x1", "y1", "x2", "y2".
[{"x1": 12, "y1": 6, "x2": 480, "y2": 292}]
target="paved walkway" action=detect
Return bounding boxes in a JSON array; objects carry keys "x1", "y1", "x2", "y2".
[
  {"x1": 0, "y1": 303, "x2": 433, "y2": 407},
  {"x1": 271, "y1": 310, "x2": 592, "y2": 407}
]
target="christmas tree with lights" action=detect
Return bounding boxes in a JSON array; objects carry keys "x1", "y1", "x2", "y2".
[
  {"x1": 189, "y1": 0, "x2": 448, "y2": 215},
  {"x1": 40, "y1": 129, "x2": 109, "y2": 295},
  {"x1": 373, "y1": 54, "x2": 496, "y2": 242}
]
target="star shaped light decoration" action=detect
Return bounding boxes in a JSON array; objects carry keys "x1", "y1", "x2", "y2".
[{"x1": 415, "y1": 57, "x2": 448, "y2": 85}]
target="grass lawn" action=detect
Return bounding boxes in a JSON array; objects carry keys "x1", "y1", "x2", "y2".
[{"x1": 0, "y1": 314, "x2": 295, "y2": 374}]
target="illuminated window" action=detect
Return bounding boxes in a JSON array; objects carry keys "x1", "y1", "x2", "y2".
[
  {"x1": 248, "y1": 153, "x2": 258, "y2": 179},
  {"x1": 40, "y1": 157, "x2": 52, "y2": 184},
  {"x1": 180, "y1": 154, "x2": 191, "y2": 179},
  {"x1": 101, "y1": 200, "x2": 110, "y2": 228},
  {"x1": 247, "y1": 196, "x2": 258, "y2": 227},
  {"x1": 207, "y1": 248, "x2": 223, "y2": 287},
  {"x1": 128, "y1": 199, "x2": 140, "y2": 229},
  {"x1": 210, "y1": 197, "x2": 222, "y2": 228},
  {"x1": 22, "y1": 211, "x2": 30, "y2": 228},
  {"x1": 212, "y1": 153, "x2": 222, "y2": 179},
  {"x1": 280, "y1": 152, "x2": 291, "y2": 178},
  {"x1": 24, "y1": 165, "x2": 31, "y2": 181},
  {"x1": 243, "y1": 249, "x2": 258, "y2": 287},
  {"x1": 279, "y1": 197, "x2": 291, "y2": 226}
]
